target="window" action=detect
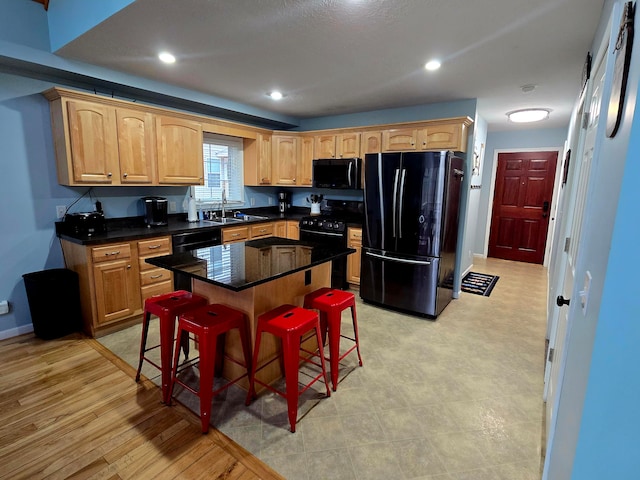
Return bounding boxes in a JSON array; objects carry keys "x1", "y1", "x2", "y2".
[{"x1": 193, "y1": 133, "x2": 244, "y2": 206}]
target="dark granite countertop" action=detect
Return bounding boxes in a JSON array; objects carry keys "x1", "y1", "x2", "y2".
[
  {"x1": 146, "y1": 237, "x2": 355, "y2": 292},
  {"x1": 56, "y1": 208, "x2": 309, "y2": 246}
]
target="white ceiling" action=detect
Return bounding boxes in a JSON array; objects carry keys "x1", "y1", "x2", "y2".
[{"x1": 56, "y1": 0, "x2": 604, "y2": 131}]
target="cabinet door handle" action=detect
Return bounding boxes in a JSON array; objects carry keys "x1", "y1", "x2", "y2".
[
  {"x1": 127, "y1": 264, "x2": 131, "y2": 269},
  {"x1": 231, "y1": 233, "x2": 240, "y2": 237},
  {"x1": 105, "y1": 251, "x2": 121, "y2": 256},
  {"x1": 123, "y1": 172, "x2": 128, "y2": 178},
  {"x1": 147, "y1": 245, "x2": 161, "y2": 249},
  {"x1": 107, "y1": 172, "x2": 112, "y2": 177},
  {"x1": 150, "y1": 274, "x2": 163, "y2": 279}
]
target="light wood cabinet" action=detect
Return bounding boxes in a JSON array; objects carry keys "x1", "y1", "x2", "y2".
[
  {"x1": 381, "y1": 120, "x2": 470, "y2": 152},
  {"x1": 361, "y1": 131, "x2": 382, "y2": 155},
  {"x1": 249, "y1": 222, "x2": 274, "y2": 239},
  {"x1": 286, "y1": 220, "x2": 300, "y2": 240},
  {"x1": 274, "y1": 220, "x2": 287, "y2": 237},
  {"x1": 116, "y1": 108, "x2": 156, "y2": 184},
  {"x1": 272, "y1": 135, "x2": 299, "y2": 185},
  {"x1": 156, "y1": 115, "x2": 204, "y2": 184},
  {"x1": 314, "y1": 133, "x2": 361, "y2": 159},
  {"x1": 45, "y1": 88, "x2": 207, "y2": 186},
  {"x1": 347, "y1": 227, "x2": 362, "y2": 286},
  {"x1": 298, "y1": 136, "x2": 314, "y2": 186},
  {"x1": 61, "y1": 235, "x2": 174, "y2": 337},
  {"x1": 55, "y1": 99, "x2": 120, "y2": 185},
  {"x1": 244, "y1": 133, "x2": 272, "y2": 185},
  {"x1": 137, "y1": 237, "x2": 173, "y2": 303},
  {"x1": 222, "y1": 225, "x2": 250, "y2": 244}
]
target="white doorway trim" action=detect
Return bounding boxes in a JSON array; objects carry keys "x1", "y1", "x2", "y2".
[{"x1": 483, "y1": 146, "x2": 564, "y2": 266}]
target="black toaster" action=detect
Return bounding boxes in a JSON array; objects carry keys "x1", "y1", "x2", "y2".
[{"x1": 64, "y1": 212, "x2": 107, "y2": 236}]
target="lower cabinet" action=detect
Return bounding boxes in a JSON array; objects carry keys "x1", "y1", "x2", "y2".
[
  {"x1": 222, "y1": 220, "x2": 299, "y2": 244},
  {"x1": 347, "y1": 227, "x2": 362, "y2": 286},
  {"x1": 62, "y1": 235, "x2": 172, "y2": 337}
]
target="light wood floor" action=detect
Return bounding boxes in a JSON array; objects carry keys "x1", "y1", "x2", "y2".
[{"x1": 0, "y1": 333, "x2": 284, "y2": 480}]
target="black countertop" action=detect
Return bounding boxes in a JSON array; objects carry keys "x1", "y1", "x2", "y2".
[
  {"x1": 56, "y1": 208, "x2": 309, "y2": 246},
  {"x1": 145, "y1": 237, "x2": 355, "y2": 292}
]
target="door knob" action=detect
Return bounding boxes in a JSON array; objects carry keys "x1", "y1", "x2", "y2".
[{"x1": 556, "y1": 295, "x2": 570, "y2": 307}]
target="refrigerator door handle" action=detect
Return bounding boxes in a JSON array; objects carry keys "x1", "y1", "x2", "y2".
[
  {"x1": 392, "y1": 168, "x2": 400, "y2": 238},
  {"x1": 398, "y1": 168, "x2": 406, "y2": 238},
  {"x1": 365, "y1": 251, "x2": 432, "y2": 266}
]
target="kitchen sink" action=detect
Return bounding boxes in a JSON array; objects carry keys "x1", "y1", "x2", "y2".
[
  {"x1": 203, "y1": 217, "x2": 243, "y2": 224},
  {"x1": 236, "y1": 214, "x2": 270, "y2": 221}
]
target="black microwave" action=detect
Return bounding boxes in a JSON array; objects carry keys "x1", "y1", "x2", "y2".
[{"x1": 312, "y1": 158, "x2": 362, "y2": 189}]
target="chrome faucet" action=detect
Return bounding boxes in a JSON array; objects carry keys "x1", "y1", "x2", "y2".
[{"x1": 221, "y1": 188, "x2": 227, "y2": 218}]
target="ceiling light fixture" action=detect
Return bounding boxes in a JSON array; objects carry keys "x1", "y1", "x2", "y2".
[
  {"x1": 269, "y1": 91, "x2": 284, "y2": 100},
  {"x1": 507, "y1": 108, "x2": 550, "y2": 123},
  {"x1": 424, "y1": 60, "x2": 441, "y2": 71},
  {"x1": 158, "y1": 52, "x2": 176, "y2": 64}
]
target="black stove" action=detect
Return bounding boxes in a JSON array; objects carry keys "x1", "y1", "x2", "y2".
[{"x1": 299, "y1": 200, "x2": 363, "y2": 289}]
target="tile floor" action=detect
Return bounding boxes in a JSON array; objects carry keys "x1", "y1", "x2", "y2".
[{"x1": 99, "y1": 257, "x2": 547, "y2": 480}]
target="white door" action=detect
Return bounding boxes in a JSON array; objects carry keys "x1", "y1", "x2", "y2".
[{"x1": 544, "y1": 44, "x2": 607, "y2": 438}]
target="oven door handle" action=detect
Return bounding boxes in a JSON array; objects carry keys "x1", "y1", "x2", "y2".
[{"x1": 300, "y1": 228, "x2": 344, "y2": 237}]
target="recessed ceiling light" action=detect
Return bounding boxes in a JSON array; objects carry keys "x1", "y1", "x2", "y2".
[
  {"x1": 424, "y1": 60, "x2": 441, "y2": 71},
  {"x1": 269, "y1": 91, "x2": 284, "y2": 100},
  {"x1": 158, "y1": 52, "x2": 176, "y2": 64},
  {"x1": 507, "y1": 108, "x2": 550, "y2": 123}
]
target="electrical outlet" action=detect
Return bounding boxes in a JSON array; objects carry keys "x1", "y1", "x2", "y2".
[
  {"x1": 0, "y1": 300, "x2": 8, "y2": 315},
  {"x1": 169, "y1": 201, "x2": 177, "y2": 212},
  {"x1": 250, "y1": 197, "x2": 256, "y2": 206},
  {"x1": 56, "y1": 205, "x2": 66, "y2": 219}
]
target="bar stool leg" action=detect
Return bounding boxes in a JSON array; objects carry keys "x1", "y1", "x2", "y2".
[
  {"x1": 282, "y1": 334, "x2": 300, "y2": 433},
  {"x1": 158, "y1": 313, "x2": 175, "y2": 405},
  {"x1": 246, "y1": 326, "x2": 263, "y2": 404},
  {"x1": 135, "y1": 311, "x2": 152, "y2": 382},
  {"x1": 197, "y1": 332, "x2": 216, "y2": 434},
  {"x1": 315, "y1": 323, "x2": 332, "y2": 398},
  {"x1": 351, "y1": 304, "x2": 363, "y2": 367},
  {"x1": 327, "y1": 310, "x2": 342, "y2": 392}
]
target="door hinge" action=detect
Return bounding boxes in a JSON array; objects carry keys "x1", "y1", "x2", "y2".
[
  {"x1": 564, "y1": 237, "x2": 571, "y2": 252},
  {"x1": 548, "y1": 347, "x2": 555, "y2": 363}
]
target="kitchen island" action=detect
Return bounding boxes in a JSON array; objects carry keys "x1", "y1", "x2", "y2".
[{"x1": 146, "y1": 237, "x2": 355, "y2": 388}]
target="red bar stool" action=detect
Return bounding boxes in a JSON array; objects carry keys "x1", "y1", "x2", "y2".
[
  {"x1": 135, "y1": 290, "x2": 208, "y2": 404},
  {"x1": 169, "y1": 303, "x2": 252, "y2": 434},
  {"x1": 246, "y1": 305, "x2": 331, "y2": 433},
  {"x1": 304, "y1": 288, "x2": 363, "y2": 391}
]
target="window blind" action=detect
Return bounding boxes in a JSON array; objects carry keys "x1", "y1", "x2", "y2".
[{"x1": 194, "y1": 133, "x2": 244, "y2": 205}]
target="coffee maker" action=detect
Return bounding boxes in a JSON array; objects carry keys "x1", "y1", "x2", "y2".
[{"x1": 278, "y1": 192, "x2": 290, "y2": 213}]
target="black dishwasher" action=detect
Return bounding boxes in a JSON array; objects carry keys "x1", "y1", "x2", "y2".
[{"x1": 171, "y1": 228, "x2": 222, "y2": 291}]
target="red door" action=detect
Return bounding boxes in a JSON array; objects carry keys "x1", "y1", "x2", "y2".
[{"x1": 488, "y1": 151, "x2": 558, "y2": 264}]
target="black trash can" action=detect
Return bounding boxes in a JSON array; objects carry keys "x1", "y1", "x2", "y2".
[{"x1": 22, "y1": 268, "x2": 82, "y2": 339}]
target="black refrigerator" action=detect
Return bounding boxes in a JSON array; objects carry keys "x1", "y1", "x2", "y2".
[{"x1": 360, "y1": 151, "x2": 464, "y2": 317}]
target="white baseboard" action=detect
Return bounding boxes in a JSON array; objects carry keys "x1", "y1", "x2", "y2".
[{"x1": 0, "y1": 324, "x2": 34, "y2": 341}]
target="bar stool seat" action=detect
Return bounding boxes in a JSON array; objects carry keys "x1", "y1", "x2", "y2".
[
  {"x1": 135, "y1": 290, "x2": 208, "y2": 404},
  {"x1": 169, "y1": 303, "x2": 252, "y2": 434},
  {"x1": 247, "y1": 304, "x2": 330, "y2": 433},
  {"x1": 304, "y1": 288, "x2": 363, "y2": 391}
]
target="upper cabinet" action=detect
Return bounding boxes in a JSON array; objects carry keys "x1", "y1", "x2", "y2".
[
  {"x1": 314, "y1": 133, "x2": 361, "y2": 159},
  {"x1": 116, "y1": 108, "x2": 156, "y2": 184},
  {"x1": 56, "y1": 99, "x2": 120, "y2": 185},
  {"x1": 381, "y1": 119, "x2": 471, "y2": 152},
  {"x1": 244, "y1": 133, "x2": 272, "y2": 186},
  {"x1": 272, "y1": 135, "x2": 299, "y2": 185},
  {"x1": 44, "y1": 88, "x2": 205, "y2": 186},
  {"x1": 298, "y1": 136, "x2": 314, "y2": 186},
  {"x1": 361, "y1": 131, "x2": 382, "y2": 155},
  {"x1": 156, "y1": 115, "x2": 203, "y2": 185}
]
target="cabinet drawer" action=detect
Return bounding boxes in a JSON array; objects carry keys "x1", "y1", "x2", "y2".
[
  {"x1": 348, "y1": 228, "x2": 362, "y2": 245},
  {"x1": 222, "y1": 226, "x2": 250, "y2": 243},
  {"x1": 91, "y1": 243, "x2": 131, "y2": 263},
  {"x1": 250, "y1": 223, "x2": 274, "y2": 239},
  {"x1": 138, "y1": 237, "x2": 171, "y2": 255},
  {"x1": 141, "y1": 280, "x2": 173, "y2": 303},
  {"x1": 140, "y1": 267, "x2": 173, "y2": 286}
]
